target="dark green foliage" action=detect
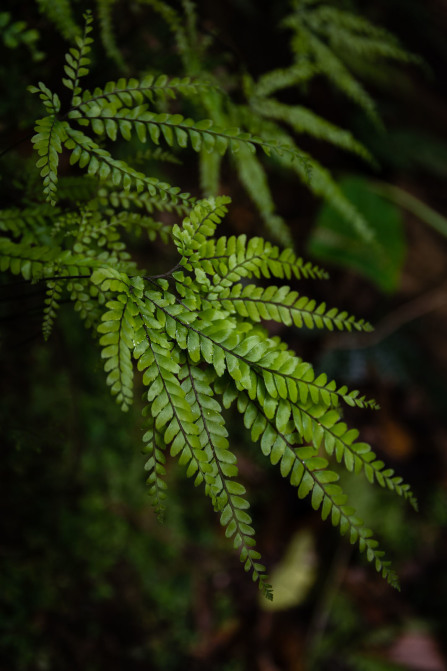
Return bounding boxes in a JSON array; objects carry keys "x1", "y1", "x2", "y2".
[{"x1": 0, "y1": 3, "x2": 420, "y2": 600}]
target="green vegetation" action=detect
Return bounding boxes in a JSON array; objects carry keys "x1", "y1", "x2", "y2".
[{"x1": 2, "y1": 2, "x2": 446, "y2": 669}]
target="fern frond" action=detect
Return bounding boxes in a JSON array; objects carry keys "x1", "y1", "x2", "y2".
[
  {"x1": 251, "y1": 98, "x2": 372, "y2": 163},
  {"x1": 93, "y1": 272, "x2": 143, "y2": 410},
  {"x1": 172, "y1": 196, "x2": 231, "y2": 267},
  {"x1": 62, "y1": 10, "x2": 93, "y2": 98},
  {"x1": 97, "y1": 186, "x2": 192, "y2": 216},
  {"x1": 29, "y1": 112, "x2": 68, "y2": 206},
  {"x1": 223, "y1": 384, "x2": 400, "y2": 587},
  {"x1": 142, "y1": 417, "x2": 168, "y2": 521},
  {"x1": 198, "y1": 234, "x2": 328, "y2": 290},
  {"x1": 180, "y1": 360, "x2": 272, "y2": 598},
  {"x1": 63, "y1": 126, "x2": 193, "y2": 208},
  {"x1": 146, "y1": 272, "x2": 417, "y2": 519},
  {"x1": 73, "y1": 75, "x2": 213, "y2": 112},
  {"x1": 0, "y1": 205, "x2": 57, "y2": 239},
  {"x1": 70, "y1": 100, "x2": 307, "y2": 165},
  {"x1": 35, "y1": 0, "x2": 80, "y2": 42},
  {"x1": 0, "y1": 239, "x2": 97, "y2": 281},
  {"x1": 252, "y1": 63, "x2": 317, "y2": 98},
  {"x1": 42, "y1": 279, "x2": 64, "y2": 340},
  {"x1": 207, "y1": 283, "x2": 373, "y2": 332}
]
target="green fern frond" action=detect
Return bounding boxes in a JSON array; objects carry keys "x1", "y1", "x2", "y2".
[
  {"x1": 252, "y1": 63, "x2": 317, "y2": 98},
  {"x1": 179, "y1": 359, "x2": 272, "y2": 597},
  {"x1": 251, "y1": 98, "x2": 372, "y2": 163},
  {"x1": 63, "y1": 126, "x2": 193, "y2": 207},
  {"x1": 142, "y1": 417, "x2": 168, "y2": 521},
  {"x1": 70, "y1": 100, "x2": 307, "y2": 165},
  {"x1": 283, "y1": 0, "x2": 419, "y2": 123},
  {"x1": 0, "y1": 239, "x2": 96, "y2": 281},
  {"x1": 97, "y1": 186, "x2": 192, "y2": 217},
  {"x1": 172, "y1": 196, "x2": 231, "y2": 266},
  {"x1": 94, "y1": 275, "x2": 143, "y2": 411},
  {"x1": 62, "y1": 10, "x2": 93, "y2": 97},
  {"x1": 197, "y1": 234, "x2": 328, "y2": 290},
  {"x1": 207, "y1": 283, "x2": 373, "y2": 332},
  {"x1": 223, "y1": 385, "x2": 399, "y2": 587},
  {"x1": 42, "y1": 279, "x2": 64, "y2": 340},
  {"x1": 0, "y1": 205, "x2": 57, "y2": 238},
  {"x1": 3, "y1": 3, "x2": 423, "y2": 601},
  {"x1": 29, "y1": 113, "x2": 68, "y2": 206},
  {"x1": 73, "y1": 75, "x2": 213, "y2": 111}
]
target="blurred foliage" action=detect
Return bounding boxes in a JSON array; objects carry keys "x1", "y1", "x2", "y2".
[{"x1": 308, "y1": 177, "x2": 406, "y2": 292}]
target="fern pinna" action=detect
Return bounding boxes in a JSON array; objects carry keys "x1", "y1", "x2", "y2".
[{"x1": 1, "y1": 10, "x2": 418, "y2": 599}]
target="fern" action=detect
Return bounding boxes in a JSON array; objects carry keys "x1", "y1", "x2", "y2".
[
  {"x1": 0, "y1": 6, "x2": 420, "y2": 600},
  {"x1": 84, "y1": 196, "x2": 416, "y2": 595},
  {"x1": 283, "y1": 0, "x2": 419, "y2": 123}
]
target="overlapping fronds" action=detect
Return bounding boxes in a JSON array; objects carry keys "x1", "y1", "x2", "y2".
[
  {"x1": 1, "y1": 4, "x2": 420, "y2": 600},
  {"x1": 282, "y1": 0, "x2": 419, "y2": 122},
  {"x1": 75, "y1": 196, "x2": 418, "y2": 596}
]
